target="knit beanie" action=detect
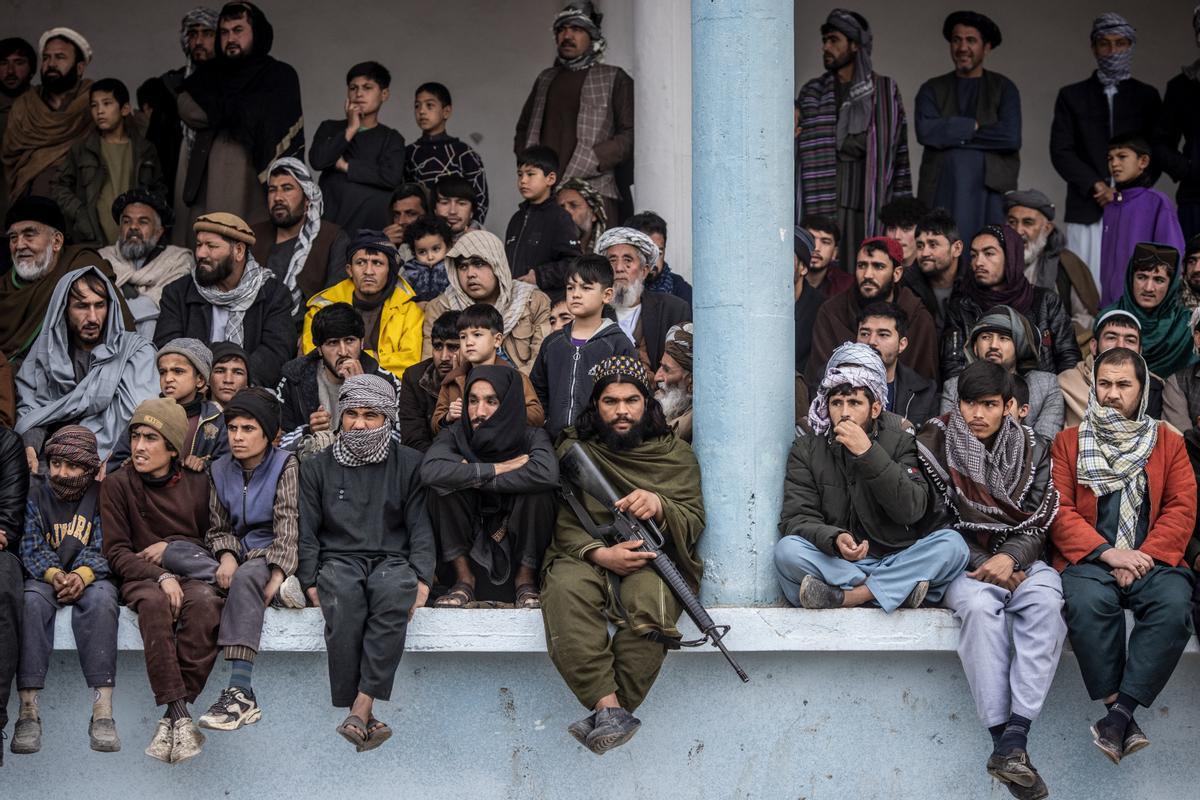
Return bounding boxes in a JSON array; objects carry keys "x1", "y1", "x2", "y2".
[
  {"x1": 129, "y1": 398, "x2": 189, "y2": 455},
  {"x1": 157, "y1": 337, "x2": 213, "y2": 378},
  {"x1": 223, "y1": 387, "x2": 281, "y2": 437}
]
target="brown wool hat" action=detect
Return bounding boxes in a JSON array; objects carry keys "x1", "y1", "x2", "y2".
[
  {"x1": 129, "y1": 398, "x2": 189, "y2": 455},
  {"x1": 193, "y1": 211, "x2": 256, "y2": 246}
]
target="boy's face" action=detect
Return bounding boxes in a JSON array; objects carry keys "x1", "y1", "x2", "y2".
[
  {"x1": 1108, "y1": 146, "x2": 1149, "y2": 184},
  {"x1": 459, "y1": 326, "x2": 503, "y2": 365},
  {"x1": 436, "y1": 196, "x2": 473, "y2": 233},
  {"x1": 90, "y1": 91, "x2": 128, "y2": 132},
  {"x1": 970, "y1": 234, "x2": 1006, "y2": 288},
  {"x1": 413, "y1": 233, "x2": 447, "y2": 267},
  {"x1": 1132, "y1": 266, "x2": 1171, "y2": 311},
  {"x1": 431, "y1": 337, "x2": 460, "y2": 377},
  {"x1": 565, "y1": 274, "x2": 613, "y2": 319},
  {"x1": 413, "y1": 91, "x2": 450, "y2": 133},
  {"x1": 49, "y1": 457, "x2": 88, "y2": 482},
  {"x1": 226, "y1": 416, "x2": 269, "y2": 463},
  {"x1": 159, "y1": 353, "x2": 204, "y2": 403},
  {"x1": 807, "y1": 227, "x2": 837, "y2": 271},
  {"x1": 130, "y1": 426, "x2": 173, "y2": 476},
  {"x1": 959, "y1": 394, "x2": 1010, "y2": 443},
  {"x1": 548, "y1": 300, "x2": 574, "y2": 333},
  {"x1": 884, "y1": 224, "x2": 917, "y2": 265},
  {"x1": 210, "y1": 357, "x2": 249, "y2": 405},
  {"x1": 348, "y1": 76, "x2": 387, "y2": 117},
  {"x1": 518, "y1": 165, "x2": 555, "y2": 201}
]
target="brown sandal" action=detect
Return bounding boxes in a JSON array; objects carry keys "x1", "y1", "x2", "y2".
[
  {"x1": 336, "y1": 714, "x2": 368, "y2": 750},
  {"x1": 515, "y1": 584, "x2": 541, "y2": 609},
  {"x1": 359, "y1": 717, "x2": 392, "y2": 752},
  {"x1": 434, "y1": 581, "x2": 475, "y2": 608}
]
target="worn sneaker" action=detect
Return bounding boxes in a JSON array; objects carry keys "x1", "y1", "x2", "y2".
[
  {"x1": 1090, "y1": 716, "x2": 1125, "y2": 764},
  {"x1": 903, "y1": 580, "x2": 930, "y2": 609},
  {"x1": 89, "y1": 717, "x2": 121, "y2": 752},
  {"x1": 987, "y1": 748, "x2": 1037, "y2": 788},
  {"x1": 567, "y1": 712, "x2": 596, "y2": 745},
  {"x1": 798, "y1": 574, "x2": 845, "y2": 609},
  {"x1": 585, "y1": 707, "x2": 641, "y2": 755},
  {"x1": 144, "y1": 719, "x2": 173, "y2": 763},
  {"x1": 278, "y1": 575, "x2": 306, "y2": 609},
  {"x1": 170, "y1": 718, "x2": 205, "y2": 764},
  {"x1": 1001, "y1": 766, "x2": 1049, "y2": 800},
  {"x1": 198, "y1": 687, "x2": 261, "y2": 731},
  {"x1": 10, "y1": 717, "x2": 41, "y2": 754},
  {"x1": 1122, "y1": 717, "x2": 1150, "y2": 757}
]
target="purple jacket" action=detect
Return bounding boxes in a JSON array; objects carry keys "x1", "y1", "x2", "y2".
[{"x1": 1100, "y1": 187, "x2": 1185, "y2": 307}]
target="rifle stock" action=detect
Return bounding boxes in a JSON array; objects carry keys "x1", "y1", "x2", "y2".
[{"x1": 560, "y1": 443, "x2": 750, "y2": 683}]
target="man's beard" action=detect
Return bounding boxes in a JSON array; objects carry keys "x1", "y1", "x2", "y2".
[
  {"x1": 598, "y1": 415, "x2": 647, "y2": 452},
  {"x1": 117, "y1": 230, "x2": 161, "y2": 262},
  {"x1": 1022, "y1": 228, "x2": 1051, "y2": 267},
  {"x1": 271, "y1": 205, "x2": 303, "y2": 229},
  {"x1": 13, "y1": 247, "x2": 55, "y2": 281},
  {"x1": 1186, "y1": 272, "x2": 1200, "y2": 296},
  {"x1": 0, "y1": 78, "x2": 30, "y2": 98},
  {"x1": 855, "y1": 277, "x2": 892, "y2": 306},
  {"x1": 195, "y1": 253, "x2": 235, "y2": 287},
  {"x1": 824, "y1": 50, "x2": 854, "y2": 74},
  {"x1": 613, "y1": 276, "x2": 644, "y2": 309},
  {"x1": 920, "y1": 256, "x2": 953, "y2": 278},
  {"x1": 40, "y1": 67, "x2": 79, "y2": 95},
  {"x1": 656, "y1": 384, "x2": 692, "y2": 420}
]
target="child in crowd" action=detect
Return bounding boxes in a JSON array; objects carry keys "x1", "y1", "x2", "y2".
[
  {"x1": 209, "y1": 342, "x2": 252, "y2": 407},
  {"x1": 404, "y1": 81, "x2": 489, "y2": 224},
  {"x1": 402, "y1": 215, "x2": 453, "y2": 303},
  {"x1": 531, "y1": 255, "x2": 635, "y2": 437},
  {"x1": 432, "y1": 175, "x2": 479, "y2": 241},
  {"x1": 505, "y1": 145, "x2": 580, "y2": 293},
  {"x1": 1098, "y1": 133, "x2": 1185, "y2": 306},
  {"x1": 432, "y1": 304, "x2": 544, "y2": 433},
  {"x1": 309, "y1": 61, "x2": 407, "y2": 232},
  {"x1": 157, "y1": 338, "x2": 227, "y2": 470},
  {"x1": 546, "y1": 291, "x2": 574, "y2": 333},
  {"x1": 52, "y1": 77, "x2": 165, "y2": 247},
  {"x1": 12, "y1": 427, "x2": 120, "y2": 756}
]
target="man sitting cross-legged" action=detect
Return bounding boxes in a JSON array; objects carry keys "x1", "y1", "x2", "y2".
[
  {"x1": 1050, "y1": 347, "x2": 1196, "y2": 765},
  {"x1": 297, "y1": 374, "x2": 435, "y2": 752},
  {"x1": 775, "y1": 342, "x2": 969, "y2": 611},
  {"x1": 540, "y1": 355, "x2": 706, "y2": 755},
  {"x1": 916, "y1": 360, "x2": 1064, "y2": 800},
  {"x1": 422, "y1": 365, "x2": 558, "y2": 608}
]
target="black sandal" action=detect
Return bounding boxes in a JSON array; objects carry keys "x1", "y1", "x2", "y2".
[{"x1": 434, "y1": 581, "x2": 475, "y2": 608}]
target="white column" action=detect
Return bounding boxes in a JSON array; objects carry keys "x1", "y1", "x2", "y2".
[{"x1": 632, "y1": 0, "x2": 693, "y2": 279}]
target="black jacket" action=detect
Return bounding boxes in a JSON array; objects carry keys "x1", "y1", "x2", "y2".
[
  {"x1": 420, "y1": 426, "x2": 559, "y2": 496},
  {"x1": 276, "y1": 349, "x2": 402, "y2": 450},
  {"x1": 893, "y1": 364, "x2": 938, "y2": 427},
  {"x1": 0, "y1": 426, "x2": 29, "y2": 551},
  {"x1": 504, "y1": 198, "x2": 581, "y2": 293},
  {"x1": 639, "y1": 290, "x2": 692, "y2": 372},
  {"x1": 1051, "y1": 73, "x2": 1161, "y2": 225},
  {"x1": 397, "y1": 357, "x2": 440, "y2": 453},
  {"x1": 530, "y1": 320, "x2": 637, "y2": 437},
  {"x1": 1156, "y1": 72, "x2": 1200, "y2": 207},
  {"x1": 155, "y1": 273, "x2": 297, "y2": 388},
  {"x1": 940, "y1": 288, "x2": 1081, "y2": 380}
]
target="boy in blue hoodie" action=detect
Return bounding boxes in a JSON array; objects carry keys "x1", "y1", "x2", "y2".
[{"x1": 531, "y1": 255, "x2": 635, "y2": 436}]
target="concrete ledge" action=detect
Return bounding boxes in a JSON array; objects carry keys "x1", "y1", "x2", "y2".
[{"x1": 53, "y1": 606, "x2": 1200, "y2": 654}]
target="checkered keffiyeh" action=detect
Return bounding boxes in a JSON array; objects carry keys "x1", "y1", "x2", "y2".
[
  {"x1": 332, "y1": 374, "x2": 397, "y2": 468},
  {"x1": 807, "y1": 342, "x2": 888, "y2": 435},
  {"x1": 1077, "y1": 387, "x2": 1156, "y2": 551}
]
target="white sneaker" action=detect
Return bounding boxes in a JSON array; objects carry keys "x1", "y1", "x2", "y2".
[
  {"x1": 278, "y1": 575, "x2": 306, "y2": 609},
  {"x1": 144, "y1": 719, "x2": 173, "y2": 763}
]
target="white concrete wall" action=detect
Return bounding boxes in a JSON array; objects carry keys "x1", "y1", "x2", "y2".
[
  {"x1": 5, "y1": 0, "x2": 637, "y2": 236},
  {"x1": 793, "y1": 1, "x2": 1193, "y2": 206}
]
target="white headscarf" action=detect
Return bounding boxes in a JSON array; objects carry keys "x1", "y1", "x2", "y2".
[{"x1": 267, "y1": 156, "x2": 324, "y2": 311}]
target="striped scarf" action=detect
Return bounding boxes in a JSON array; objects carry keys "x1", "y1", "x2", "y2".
[{"x1": 1077, "y1": 387, "x2": 1156, "y2": 550}]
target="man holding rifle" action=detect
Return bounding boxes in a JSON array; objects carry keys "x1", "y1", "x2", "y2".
[{"x1": 541, "y1": 354, "x2": 705, "y2": 755}]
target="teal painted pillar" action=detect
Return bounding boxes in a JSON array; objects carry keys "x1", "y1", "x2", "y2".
[{"x1": 692, "y1": 0, "x2": 793, "y2": 606}]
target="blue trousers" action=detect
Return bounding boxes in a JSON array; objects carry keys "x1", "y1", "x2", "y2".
[
  {"x1": 774, "y1": 529, "x2": 969, "y2": 612},
  {"x1": 18, "y1": 578, "x2": 119, "y2": 690}
]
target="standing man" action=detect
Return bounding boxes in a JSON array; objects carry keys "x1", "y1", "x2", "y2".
[
  {"x1": 1153, "y1": 7, "x2": 1200, "y2": 239},
  {"x1": 0, "y1": 38, "x2": 36, "y2": 222},
  {"x1": 1050, "y1": 347, "x2": 1196, "y2": 764},
  {"x1": 0, "y1": 423, "x2": 30, "y2": 767},
  {"x1": 916, "y1": 12, "x2": 1021, "y2": 240},
  {"x1": 1051, "y1": 15, "x2": 1160, "y2": 276},
  {"x1": 1, "y1": 28, "x2": 93, "y2": 203},
  {"x1": 160, "y1": 8, "x2": 219, "y2": 199},
  {"x1": 175, "y1": 2, "x2": 303, "y2": 242},
  {"x1": 797, "y1": 10, "x2": 911, "y2": 268},
  {"x1": 515, "y1": 1, "x2": 633, "y2": 225}
]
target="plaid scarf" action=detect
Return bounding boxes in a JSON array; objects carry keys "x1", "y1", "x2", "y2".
[
  {"x1": 331, "y1": 374, "x2": 398, "y2": 468},
  {"x1": 1077, "y1": 387, "x2": 1156, "y2": 550},
  {"x1": 193, "y1": 253, "x2": 268, "y2": 346},
  {"x1": 807, "y1": 342, "x2": 888, "y2": 435}
]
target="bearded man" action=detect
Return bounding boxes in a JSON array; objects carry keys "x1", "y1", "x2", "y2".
[
  {"x1": 0, "y1": 38, "x2": 36, "y2": 221},
  {"x1": 654, "y1": 323, "x2": 693, "y2": 442}
]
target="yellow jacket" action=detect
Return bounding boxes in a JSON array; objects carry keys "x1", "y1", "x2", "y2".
[{"x1": 302, "y1": 279, "x2": 424, "y2": 379}]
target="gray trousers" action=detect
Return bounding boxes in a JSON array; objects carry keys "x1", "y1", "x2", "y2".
[
  {"x1": 163, "y1": 540, "x2": 271, "y2": 661},
  {"x1": 942, "y1": 562, "x2": 1067, "y2": 727},
  {"x1": 316, "y1": 554, "x2": 418, "y2": 708},
  {"x1": 18, "y1": 578, "x2": 119, "y2": 691}
]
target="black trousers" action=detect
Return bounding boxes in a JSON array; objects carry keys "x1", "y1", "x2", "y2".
[
  {"x1": 0, "y1": 550, "x2": 23, "y2": 734},
  {"x1": 316, "y1": 554, "x2": 418, "y2": 708},
  {"x1": 427, "y1": 489, "x2": 556, "y2": 590}
]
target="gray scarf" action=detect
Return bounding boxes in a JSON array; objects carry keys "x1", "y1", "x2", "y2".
[
  {"x1": 553, "y1": 5, "x2": 607, "y2": 71},
  {"x1": 825, "y1": 9, "x2": 875, "y2": 149},
  {"x1": 332, "y1": 374, "x2": 398, "y2": 467},
  {"x1": 193, "y1": 253, "x2": 267, "y2": 346}
]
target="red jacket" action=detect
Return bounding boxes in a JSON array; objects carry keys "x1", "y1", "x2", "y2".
[{"x1": 1049, "y1": 423, "x2": 1196, "y2": 571}]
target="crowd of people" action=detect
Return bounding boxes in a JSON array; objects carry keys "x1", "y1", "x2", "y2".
[{"x1": 0, "y1": 0, "x2": 1199, "y2": 796}]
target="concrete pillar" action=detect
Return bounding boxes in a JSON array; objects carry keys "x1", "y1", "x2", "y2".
[
  {"x1": 692, "y1": 0, "x2": 793, "y2": 606},
  {"x1": 632, "y1": 0, "x2": 693, "y2": 279}
]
